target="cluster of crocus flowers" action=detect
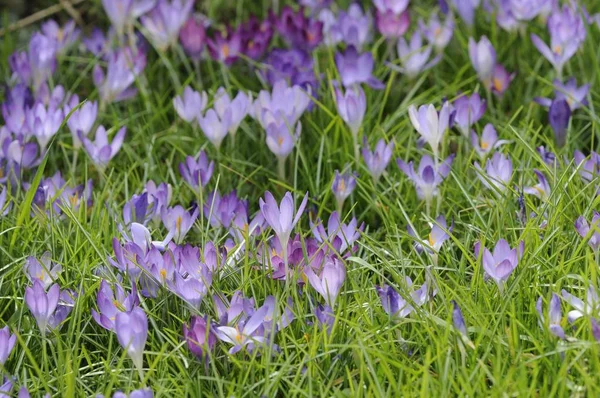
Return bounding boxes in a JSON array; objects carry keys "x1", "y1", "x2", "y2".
[{"x1": 141, "y1": 0, "x2": 194, "y2": 51}]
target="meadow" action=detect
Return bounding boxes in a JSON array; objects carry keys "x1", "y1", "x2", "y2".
[{"x1": 1, "y1": 0, "x2": 600, "y2": 396}]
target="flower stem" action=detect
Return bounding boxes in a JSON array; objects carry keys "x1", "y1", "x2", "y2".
[{"x1": 278, "y1": 157, "x2": 286, "y2": 181}]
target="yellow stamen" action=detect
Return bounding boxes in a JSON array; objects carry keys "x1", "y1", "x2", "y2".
[
  {"x1": 428, "y1": 233, "x2": 435, "y2": 247},
  {"x1": 338, "y1": 179, "x2": 346, "y2": 193},
  {"x1": 553, "y1": 45, "x2": 562, "y2": 55},
  {"x1": 248, "y1": 41, "x2": 254, "y2": 49},
  {"x1": 434, "y1": 27, "x2": 442, "y2": 37},
  {"x1": 278, "y1": 136, "x2": 284, "y2": 146},
  {"x1": 493, "y1": 78, "x2": 504, "y2": 92},
  {"x1": 480, "y1": 140, "x2": 489, "y2": 150},
  {"x1": 176, "y1": 216, "x2": 182, "y2": 232},
  {"x1": 160, "y1": 269, "x2": 167, "y2": 280},
  {"x1": 222, "y1": 44, "x2": 230, "y2": 58}
]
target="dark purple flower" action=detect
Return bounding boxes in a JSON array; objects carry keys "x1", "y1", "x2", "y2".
[
  {"x1": 179, "y1": 14, "x2": 207, "y2": 60},
  {"x1": 276, "y1": 6, "x2": 323, "y2": 50},
  {"x1": 452, "y1": 300, "x2": 467, "y2": 336},
  {"x1": 537, "y1": 146, "x2": 556, "y2": 166},
  {"x1": 376, "y1": 278, "x2": 430, "y2": 319},
  {"x1": 240, "y1": 16, "x2": 273, "y2": 60},
  {"x1": 336, "y1": 46, "x2": 384, "y2": 89},
  {"x1": 207, "y1": 28, "x2": 243, "y2": 65},
  {"x1": 263, "y1": 48, "x2": 319, "y2": 95},
  {"x1": 183, "y1": 315, "x2": 217, "y2": 360}
]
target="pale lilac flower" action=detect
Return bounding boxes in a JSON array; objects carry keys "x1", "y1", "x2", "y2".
[
  {"x1": 47, "y1": 289, "x2": 76, "y2": 331},
  {"x1": 574, "y1": 150, "x2": 600, "y2": 190},
  {"x1": 215, "y1": 299, "x2": 270, "y2": 354},
  {"x1": 452, "y1": 0, "x2": 480, "y2": 27},
  {"x1": 592, "y1": 319, "x2": 600, "y2": 342},
  {"x1": 397, "y1": 154, "x2": 455, "y2": 201},
  {"x1": 311, "y1": 211, "x2": 363, "y2": 254},
  {"x1": 536, "y1": 294, "x2": 565, "y2": 339},
  {"x1": 179, "y1": 150, "x2": 214, "y2": 193},
  {"x1": 332, "y1": 170, "x2": 357, "y2": 212},
  {"x1": 66, "y1": 100, "x2": 98, "y2": 149},
  {"x1": 507, "y1": 0, "x2": 548, "y2": 21},
  {"x1": 407, "y1": 215, "x2": 454, "y2": 254},
  {"x1": 23, "y1": 252, "x2": 62, "y2": 290},
  {"x1": 419, "y1": 14, "x2": 454, "y2": 51},
  {"x1": 524, "y1": 169, "x2": 551, "y2": 201},
  {"x1": 144, "y1": 181, "x2": 173, "y2": 223},
  {"x1": 141, "y1": 0, "x2": 194, "y2": 51},
  {"x1": 390, "y1": 31, "x2": 441, "y2": 78},
  {"x1": 24, "y1": 281, "x2": 60, "y2": 334},
  {"x1": 251, "y1": 80, "x2": 310, "y2": 130},
  {"x1": 102, "y1": 0, "x2": 157, "y2": 37},
  {"x1": 335, "y1": 84, "x2": 366, "y2": 140},
  {"x1": 28, "y1": 33, "x2": 58, "y2": 92},
  {"x1": 265, "y1": 121, "x2": 301, "y2": 161},
  {"x1": 41, "y1": 20, "x2": 80, "y2": 54},
  {"x1": 362, "y1": 138, "x2": 394, "y2": 181},
  {"x1": 321, "y1": 4, "x2": 372, "y2": 49},
  {"x1": 173, "y1": 86, "x2": 208, "y2": 123},
  {"x1": 25, "y1": 102, "x2": 64, "y2": 152},
  {"x1": 490, "y1": 64, "x2": 515, "y2": 97},
  {"x1": 183, "y1": 315, "x2": 217, "y2": 361},
  {"x1": 92, "y1": 280, "x2": 139, "y2": 331},
  {"x1": 112, "y1": 388, "x2": 154, "y2": 398},
  {"x1": 83, "y1": 28, "x2": 108, "y2": 56},
  {"x1": 80, "y1": 126, "x2": 126, "y2": 169},
  {"x1": 305, "y1": 256, "x2": 346, "y2": 307},
  {"x1": 0, "y1": 188, "x2": 10, "y2": 216},
  {"x1": 535, "y1": 78, "x2": 590, "y2": 111},
  {"x1": 474, "y1": 152, "x2": 513, "y2": 194},
  {"x1": 168, "y1": 269, "x2": 212, "y2": 309},
  {"x1": 470, "y1": 124, "x2": 508, "y2": 159},
  {"x1": 315, "y1": 304, "x2": 335, "y2": 334},
  {"x1": 468, "y1": 36, "x2": 496, "y2": 85},
  {"x1": 562, "y1": 285, "x2": 600, "y2": 323},
  {"x1": 0, "y1": 378, "x2": 12, "y2": 397},
  {"x1": 375, "y1": 9, "x2": 410, "y2": 39},
  {"x1": 0, "y1": 326, "x2": 16, "y2": 365},
  {"x1": 474, "y1": 239, "x2": 524, "y2": 290},
  {"x1": 452, "y1": 300, "x2": 468, "y2": 337},
  {"x1": 212, "y1": 88, "x2": 252, "y2": 139},
  {"x1": 207, "y1": 28, "x2": 243, "y2": 65},
  {"x1": 93, "y1": 48, "x2": 147, "y2": 104},
  {"x1": 197, "y1": 109, "x2": 229, "y2": 149},
  {"x1": 453, "y1": 93, "x2": 486, "y2": 137},
  {"x1": 335, "y1": 47, "x2": 384, "y2": 89},
  {"x1": 115, "y1": 307, "x2": 148, "y2": 373},
  {"x1": 161, "y1": 205, "x2": 199, "y2": 244},
  {"x1": 373, "y1": 0, "x2": 409, "y2": 15},
  {"x1": 408, "y1": 102, "x2": 451, "y2": 157},
  {"x1": 574, "y1": 212, "x2": 600, "y2": 252},
  {"x1": 376, "y1": 278, "x2": 430, "y2": 319}
]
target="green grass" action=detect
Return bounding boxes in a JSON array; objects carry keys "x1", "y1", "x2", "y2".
[{"x1": 2, "y1": 0, "x2": 600, "y2": 396}]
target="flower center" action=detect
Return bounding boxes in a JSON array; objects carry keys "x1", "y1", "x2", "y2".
[
  {"x1": 493, "y1": 78, "x2": 504, "y2": 92},
  {"x1": 222, "y1": 44, "x2": 230, "y2": 58}
]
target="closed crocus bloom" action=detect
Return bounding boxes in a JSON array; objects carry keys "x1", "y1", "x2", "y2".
[
  {"x1": 362, "y1": 138, "x2": 394, "y2": 181},
  {"x1": 332, "y1": 170, "x2": 357, "y2": 212},
  {"x1": 25, "y1": 102, "x2": 64, "y2": 152},
  {"x1": 251, "y1": 80, "x2": 311, "y2": 130},
  {"x1": 335, "y1": 46, "x2": 384, "y2": 89},
  {"x1": 179, "y1": 150, "x2": 214, "y2": 193},
  {"x1": 66, "y1": 100, "x2": 98, "y2": 149},
  {"x1": 468, "y1": 36, "x2": 496, "y2": 85},
  {"x1": 41, "y1": 19, "x2": 80, "y2": 55},
  {"x1": 474, "y1": 239, "x2": 524, "y2": 291},
  {"x1": 548, "y1": 99, "x2": 570, "y2": 147},
  {"x1": 141, "y1": 0, "x2": 194, "y2": 51},
  {"x1": 265, "y1": 121, "x2": 301, "y2": 161},
  {"x1": 161, "y1": 205, "x2": 199, "y2": 244},
  {"x1": 23, "y1": 252, "x2": 62, "y2": 290},
  {"x1": 28, "y1": 33, "x2": 57, "y2": 93},
  {"x1": 408, "y1": 102, "x2": 451, "y2": 158},
  {"x1": 470, "y1": 124, "x2": 508, "y2": 159},
  {"x1": 561, "y1": 285, "x2": 600, "y2": 323},
  {"x1": 452, "y1": 301, "x2": 468, "y2": 337},
  {"x1": 536, "y1": 294, "x2": 565, "y2": 339},
  {"x1": 453, "y1": 93, "x2": 486, "y2": 137},
  {"x1": 375, "y1": 9, "x2": 410, "y2": 39},
  {"x1": 115, "y1": 307, "x2": 148, "y2": 374},
  {"x1": 92, "y1": 280, "x2": 139, "y2": 331},
  {"x1": 335, "y1": 84, "x2": 366, "y2": 147},
  {"x1": 80, "y1": 126, "x2": 126, "y2": 169},
  {"x1": 452, "y1": 0, "x2": 480, "y2": 27},
  {"x1": 524, "y1": 169, "x2": 551, "y2": 201},
  {"x1": 419, "y1": 14, "x2": 454, "y2": 51},
  {"x1": 334, "y1": 4, "x2": 373, "y2": 49},
  {"x1": 179, "y1": 14, "x2": 207, "y2": 60},
  {"x1": 0, "y1": 326, "x2": 16, "y2": 365},
  {"x1": 25, "y1": 280, "x2": 60, "y2": 334},
  {"x1": 574, "y1": 212, "x2": 600, "y2": 252},
  {"x1": 173, "y1": 86, "x2": 208, "y2": 123},
  {"x1": 93, "y1": 48, "x2": 146, "y2": 104},
  {"x1": 397, "y1": 154, "x2": 454, "y2": 202},
  {"x1": 197, "y1": 108, "x2": 230, "y2": 149},
  {"x1": 102, "y1": 0, "x2": 156, "y2": 38},
  {"x1": 391, "y1": 31, "x2": 441, "y2": 78},
  {"x1": 474, "y1": 152, "x2": 513, "y2": 194},
  {"x1": 212, "y1": 88, "x2": 251, "y2": 138},
  {"x1": 183, "y1": 315, "x2": 217, "y2": 361},
  {"x1": 305, "y1": 256, "x2": 346, "y2": 307}
]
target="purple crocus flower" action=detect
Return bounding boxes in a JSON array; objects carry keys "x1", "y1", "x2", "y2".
[
  {"x1": 141, "y1": 0, "x2": 194, "y2": 51},
  {"x1": 47, "y1": 289, "x2": 76, "y2": 331},
  {"x1": 265, "y1": 120, "x2": 301, "y2": 162},
  {"x1": 490, "y1": 64, "x2": 515, "y2": 97},
  {"x1": 240, "y1": 16, "x2": 273, "y2": 60},
  {"x1": 112, "y1": 388, "x2": 154, "y2": 398},
  {"x1": 408, "y1": 102, "x2": 451, "y2": 158},
  {"x1": 419, "y1": 13, "x2": 454, "y2": 51},
  {"x1": 524, "y1": 169, "x2": 551, "y2": 201},
  {"x1": 66, "y1": 100, "x2": 98, "y2": 149},
  {"x1": 452, "y1": 0, "x2": 480, "y2": 27},
  {"x1": 362, "y1": 138, "x2": 394, "y2": 181},
  {"x1": 550, "y1": 99, "x2": 572, "y2": 148},
  {"x1": 2, "y1": 84, "x2": 33, "y2": 136},
  {"x1": 453, "y1": 93, "x2": 486, "y2": 137},
  {"x1": 335, "y1": 84, "x2": 366, "y2": 144},
  {"x1": 23, "y1": 252, "x2": 62, "y2": 290},
  {"x1": 390, "y1": 31, "x2": 441, "y2": 78},
  {"x1": 25, "y1": 102, "x2": 64, "y2": 152},
  {"x1": 92, "y1": 280, "x2": 139, "y2": 331},
  {"x1": 179, "y1": 14, "x2": 207, "y2": 60},
  {"x1": 28, "y1": 33, "x2": 58, "y2": 92},
  {"x1": 183, "y1": 315, "x2": 217, "y2": 361},
  {"x1": 0, "y1": 378, "x2": 12, "y2": 397},
  {"x1": 536, "y1": 294, "x2": 565, "y2": 339},
  {"x1": 508, "y1": 0, "x2": 550, "y2": 21},
  {"x1": 474, "y1": 152, "x2": 513, "y2": 194},
  {"x1": 83, "y1": 28, "x2": 108, "y2": 56},
  {"x1": 332, "y1": 170, "x2": 357, "y2": 212},
  {"x1": 93, "y1": 48, "x2": 147, "y2": 104},
  {"x1": 335, "y1": 47, "x2": 384, "y2": 89},
  {"x1": 397, "y1": 154, "x2": 455, "y2": 202},
  {"x1": 276, "y1": 6, "x2": 323, "y2": 50},
  {"x1": 102, "y1": 0, "x2": 157, "y2": 37},
  {"x1": 173, "y1": 86, "x2": 208, "y2": 123},
  {"x1": 573, "y1": 150, "x2": 600, "y2": 191},
  {"x1": 315, "y1": 304, "x2": 335, "y2": 334},
  {"x1": 144, "y1": 181, "x2": 173, "y2": 223},
  {"x1": 311, "y1": 211, "x2": 363, "y2": 254},
  {"x1": 251, "y1": 80, "x2": 310, "y2": 131},
  {"x1": 305, "y1": 256, "x2": 346, "y2": 307},
  {"x1": 468, "y1": 36, "x2": 496, "y2": 86},
  {"x1": 408, "y1": 215, "x2": 454, "y2": 254},
  {"x1": 376, "y1": 278, "x2": 430, "y2": 319},
  {"x1": 574, "y1": 212, "x2": 600, "y2": 252},
  {"x1": 179, "y1": 150, "x2": 214, "y2": 193},
  {"x1": 161, "y1": 205, "x2": 199, "y2": 244},
  {"x1": 168, "y1": 269, "x2": 212, "y2": 309},
  {"x1": 215, "y1": 299, "x2": 270, "y2": 354},
  {"x1": 321, "y1": 4, "x2": 372, "y2": 49},
  {"x1": 211, "y1": 87, "x2": 252, "y2": 140},
  {"x1": 537, "y1": 146, "x2": 556, "y2": 167},
  {"x1": 474, "y1": 239, "x2": 524, "y2": 291},
  {"x1": 0, "y1": 326, "x2": 16, "y2": 365},
  {"x1": 115, "y1": 307, "x2": 148, "y2": 373},
  {"x1": 24, "y1": 280, "x2": 60, "y2": 334},
  {"x1": 535, "y1": 78, "x2": 590, "y2": 111},
  {"x1": 562, "y1": 285, "x2": 600, "y2": 323},
  {"x1": 207, "y1": 28, "x2": 243, "y2": 65},
  {"x1": 0, "y1": 188, "x2": 10, "y2": 216},
  {"x1": 263, "y1": 49, "x2": 319, "y2": 95},
  {"x1": 452, "y1": 300, "x2": 468, "y2": 337},
  {"x1": 41, "y1": 19, "x2": 80, "y2": 55},
  {"x1": 470, "y1": 124, "x2": 508, "y2": 159},
  {"x1": 592, "y1": 319, "x2": 600, "y2": 342},
  {"x1": 375, "y1": 8, "x2": 410, "y2": 39},
  {"x1": 80, "y1": 126, "x2": 126, "y2": 169}
]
